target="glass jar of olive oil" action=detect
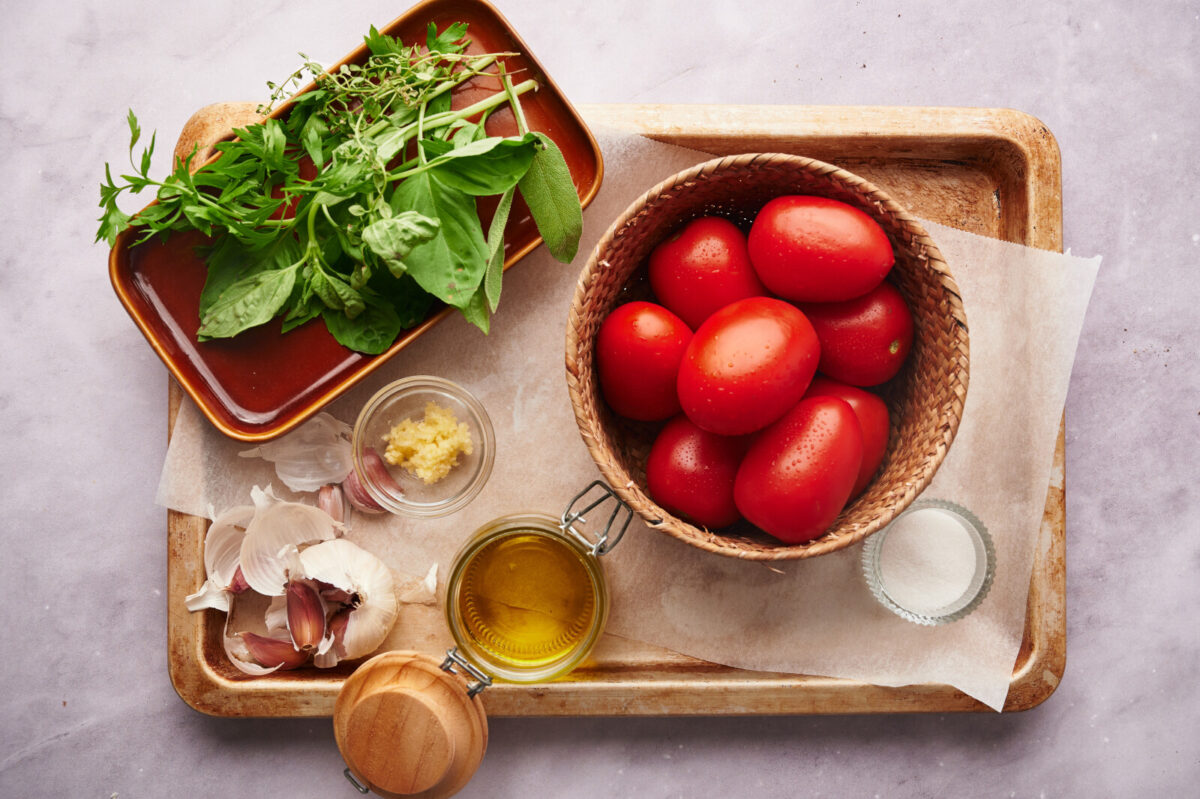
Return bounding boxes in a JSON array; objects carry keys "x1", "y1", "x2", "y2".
[
  {"x1": 444, "y1": 481, "x2": 628, "y2": 684},
  {"x1": 334, "y1": 482, "x2": 630, "y2": 798}
]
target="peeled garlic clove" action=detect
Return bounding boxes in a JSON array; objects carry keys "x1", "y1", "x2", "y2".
[
  {"x1": 240, "y1": 632, "x2": 312, "y2": 670},
  {"x1": 299, "y1": 539, "x2": 398, "y2": 666},
  {"x1": 286, "y1": 578, "x2": 328, "y2": 652},
  {"x1": 239, "y1": 486, "x2": 341, "y2": 596},
  {"x1": 318, "y1": 484, "x2": 349, "y2": 523},
  {"x1": 185, "y1": 505, "x2": 254, "y2": 612},
  {"x1": 238, "y1": 413, "x2": 354, "y2": 493}
]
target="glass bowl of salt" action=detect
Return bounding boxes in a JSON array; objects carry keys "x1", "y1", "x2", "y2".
[{"x1": 861, "y1": 499, "x2": 995, "y2": 625}]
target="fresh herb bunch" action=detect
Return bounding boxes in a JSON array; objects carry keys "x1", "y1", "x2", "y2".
[{"x1": 97, "y1": 22, "x2": 583, "y2": 353}]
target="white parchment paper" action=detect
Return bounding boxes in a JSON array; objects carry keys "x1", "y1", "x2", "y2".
[{"x1": 157, "y1": 125, "x2": 1099, "y2": 710}]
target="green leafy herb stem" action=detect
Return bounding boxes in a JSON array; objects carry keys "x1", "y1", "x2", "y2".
[{"x1": 98, "y1": 22, "x2": 583, "y2": 353}]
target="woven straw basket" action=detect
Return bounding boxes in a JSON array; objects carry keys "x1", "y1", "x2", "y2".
[{"x1": 565, "y1": 153, "x2": 970, "y2": 561}]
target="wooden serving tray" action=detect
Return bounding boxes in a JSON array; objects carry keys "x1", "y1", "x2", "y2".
[{"x1": 167, "y1": 104, "x2": 1066, "y2": 716}]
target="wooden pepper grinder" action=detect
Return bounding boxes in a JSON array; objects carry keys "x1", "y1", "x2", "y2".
[{"x1": 334, "y1": 651, "x2": 489, "y2": 798}]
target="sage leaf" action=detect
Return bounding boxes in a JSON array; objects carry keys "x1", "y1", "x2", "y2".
[
  {"x1": 484, "y1": 186, "x2": 515, "y2": 312},
  {"x1": 517, "y1": 132, "x2": 582, "y2": 263}
]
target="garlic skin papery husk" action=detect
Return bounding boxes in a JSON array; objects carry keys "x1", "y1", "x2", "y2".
[
  {"x1": 239, "y1": 413, "x2": 354, "y2": 493},
  {"x1": 185, "y1": 505, "x2": 255, "y2": 612},
  {"x1": 239, "y1": 486, "x2": 344, "y2": 596},
  {"x1": 298, "y1": 539, "x2": 399, "y2": 668}
]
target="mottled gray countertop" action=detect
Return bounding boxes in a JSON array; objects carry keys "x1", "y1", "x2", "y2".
[{"x1": 2, "y1": 1, "x2": 1196, "y2": 796}]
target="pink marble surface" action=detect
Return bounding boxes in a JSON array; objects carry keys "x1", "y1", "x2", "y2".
[{"x1": 2, "y1": 1, "x2": 1195, "y2": 796}]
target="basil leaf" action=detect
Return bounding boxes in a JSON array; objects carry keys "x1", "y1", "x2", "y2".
[
  {"x1": 390, "y1": 171, "x2": 487, "y2": 309},
  {"x1": 198, "y1": 265, "x2": 297, "y2": 339},
  {"x1": 362, "y1": 211, "x2": 441, "y2": 278},
  {"x1": 427, "y1": 134, "x2": 537, "y2": 196},
  {"x1": 310, "y1": 268, "x2": 365, "y2": 318},
  {"x1": 200, "y1": 236, "x2": 301, "y2": 320},
  {"x1": 322, "y1": 293, "x2": 402, "y2": 355},
  {"x1": 517, "y1": 132, "x2": 583, "y2": 263},
  {"x1": 484, "y1": 186, "x2": 515, "y2": 312},
  {"x1": 281, "y1": 295, "x2": 322, "y2": 333}
]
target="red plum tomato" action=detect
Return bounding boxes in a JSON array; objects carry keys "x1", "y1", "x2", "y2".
[
  {"x1": 747, "y1": 195, "x2": 894, "y2": 302},
  {"x1": 596, "y1": 301, "x2": 692, "y2": 421},
  {"x1": 646, "y1": 415, "x2": 748, "y2": 529},
  {"x1": 648, "y1": 216, "x2": 767, "y2": 330},
  {"x1": 803, "y1": 376, "x2": 890, "y2": 497},
  {"x1": 734, "y1": 396, "x2": 864, "y2": 544},
  {"x1": 676, "y1": 297, "x2": 819, "y2": 436},
  {"x1": 799, "y1": 281, "x2": 914, "y2": 387}
]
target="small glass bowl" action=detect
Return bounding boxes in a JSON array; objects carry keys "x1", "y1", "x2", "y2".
[
  {"x1": 861, "y1": 499, "x2": 996, "y2": 626},
  {"x1": 352, "y1": 376, "x2": 495, "y2": 518}
]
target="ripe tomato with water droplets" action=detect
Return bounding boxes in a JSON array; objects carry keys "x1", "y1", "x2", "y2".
[
  {"x1": 799, "y1": 280, "x2": 914, "y2": 387},
  {"x1": 596, "y1": 301, "x2": 692, "y2": 421},
  {"x1": 747, "y1": 195, "x2": 894, "y2": 302},
  {"x1": 646, "y1": 415, "x2": 749, "y2": 529},
  {"x1": 676, "y1": 296, "x2": 820, "y2": 436},
  {"x1": 803, "y1": 375, "x2": 890, "y2": 497},
  {"x1": 648, "y1": 216, "x2": 767, "y2": 330},
  {"x1": 734, "y1": 396, "x2": 864, "y2": 544}
]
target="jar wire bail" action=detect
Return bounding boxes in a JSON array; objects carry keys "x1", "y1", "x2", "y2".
[{"x1": 561, "y1": 480, "x2": 632, "y2": 556}]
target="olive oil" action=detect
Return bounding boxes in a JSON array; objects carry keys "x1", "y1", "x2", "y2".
[{"x1": 455, "y1": 530, "x2": 598, "y2": 669}]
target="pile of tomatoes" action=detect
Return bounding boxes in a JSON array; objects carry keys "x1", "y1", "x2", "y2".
[{"x1": 596, "y1": 196, "x2": 914, "y2": 544}]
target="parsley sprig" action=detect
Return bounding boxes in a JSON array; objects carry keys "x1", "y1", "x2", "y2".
[{"x1": 98, "y1": 22, "x2": 583, "y2": 353}]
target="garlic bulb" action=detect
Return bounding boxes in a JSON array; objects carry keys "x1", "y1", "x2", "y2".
[
  {"x1": 239, "y1": 413, "x2": 354, "y2": 493},
  {"x1": 191, "y1": 486, "x2": 400, "y2": 675},
  {"x1": 185, "y1": 505, "x2": 254, "y2": 612},
  {"x1": 238, "y1": 486, "x2": 342, "y2": 596},
  {"x1": 299, "y1": 538, "x2": 399, "y2": 668}
]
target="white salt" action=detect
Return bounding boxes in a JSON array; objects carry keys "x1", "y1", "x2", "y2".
[{"x1": 877, "y1": 507, "x2": 979, "y2": 615}]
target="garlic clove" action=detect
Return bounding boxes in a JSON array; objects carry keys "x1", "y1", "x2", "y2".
[
  {"x1": 286, "y1": 578, "x2": 328, "y2": 652},
  {"x1": 238, "y1": 412, "x2": 354, "y2": 493},
  {"x1": 184, "y1": 505, "x2": 254, "y2": 612},
  {"x1": 341, "y1": 464, "x2": 385, "y2": 514},
  {"x1": 318, "y1": 484, "x2": 349, "y2": 524},
  {"x1": 314, "y1": 608, "x2": 351, "y2": 668},
  {"x1": 298, "y1": 538, "x2": 398, "y2": 665},
  {"x1": 240, "y1": 632, "x2": 312, "y2": 670},
  {"x1": 239, "y1": 486, "x2": 341, "y2": 596},
  {"x1": 222, "y1": 612, "x2": 307, "y2": 676},
  {"x1": 229, "y1": 565, "x2": 250, "y2": 594}
]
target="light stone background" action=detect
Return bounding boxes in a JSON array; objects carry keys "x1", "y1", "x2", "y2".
[{"x1": 2, "y1": 1, "x2": 1196, "y2": 796}]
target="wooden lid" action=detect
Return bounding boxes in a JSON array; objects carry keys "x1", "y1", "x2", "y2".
[{"x1": 334, "y1": 652, "x2": 488, "y2": 799}]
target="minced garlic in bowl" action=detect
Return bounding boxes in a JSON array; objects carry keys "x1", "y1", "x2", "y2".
[
  {"x1": 383, "y1": 401, "x2": 474, "y2": 484},
  {"x1": 352, "y1": 376, "x2": 495, "y2": 518}
]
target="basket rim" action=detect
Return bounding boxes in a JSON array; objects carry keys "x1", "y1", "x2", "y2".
[{"x1": 565, "y1": 152, "x2": 969, "y2": 561}]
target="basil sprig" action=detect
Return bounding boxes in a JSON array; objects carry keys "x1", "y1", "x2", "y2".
[{"x1": 98, "y1": 22, "x2": 583, "y2": 353}]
